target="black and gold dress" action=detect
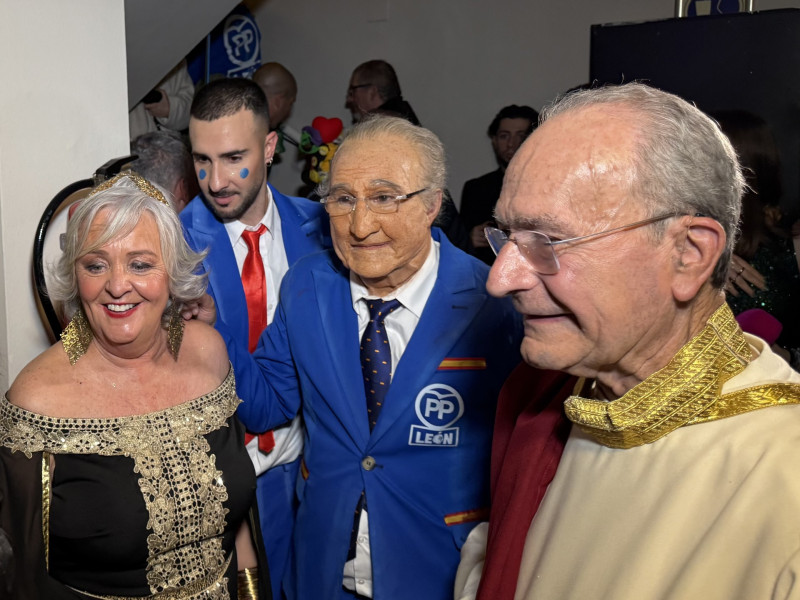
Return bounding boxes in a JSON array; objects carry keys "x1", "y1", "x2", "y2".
[{"x1": 0, "y1": 368, "x2": 256, "y2": 599}]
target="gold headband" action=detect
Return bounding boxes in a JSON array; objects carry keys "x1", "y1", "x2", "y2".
[{"x1": 87, "y1": 171, "x2": 170, "y2": 206}]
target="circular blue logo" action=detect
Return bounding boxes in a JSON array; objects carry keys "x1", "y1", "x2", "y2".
[{"x1": 414, "y1": 384, "x2": 464, "y2": 430}]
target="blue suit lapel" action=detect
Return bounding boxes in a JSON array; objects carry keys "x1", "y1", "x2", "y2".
[
  {"x1": 368, "y1": 233, "x2": 487, "y2": 446},
  {"x1": 186, "y1": 199, "x2": 250, "y2": 344},
  {"x1": 312, "y1": 260, "x2": 372, "y2": 448}
]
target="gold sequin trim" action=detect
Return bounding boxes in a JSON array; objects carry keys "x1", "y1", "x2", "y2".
[
  {"x1": 1, "y1": 369, "x2": 240, "y2": 598},
  {"x1": 67, "y1": 553, "x2": 231, "y2": 599},
  {"x1": 564, "y1": 303, "x2": 800, "y2": 448}
]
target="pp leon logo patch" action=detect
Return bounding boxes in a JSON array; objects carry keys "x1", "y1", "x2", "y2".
[{"x1": 409, "y1": 384, "x2": 464, "y2": 447}]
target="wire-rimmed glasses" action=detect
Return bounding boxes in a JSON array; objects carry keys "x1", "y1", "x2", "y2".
[
  {"x1": 485, "y1": 213, "x2": 679, "y2": 274},
  {"x1": 321, "y1": 188, "x2": 428, "y2": 217}
]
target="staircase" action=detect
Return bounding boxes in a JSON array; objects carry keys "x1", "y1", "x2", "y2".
[{"x1": 124, "y1": 0, "x2": 240, "y2": 107}]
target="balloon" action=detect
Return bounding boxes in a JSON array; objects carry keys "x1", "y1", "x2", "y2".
[{"x1": 311, "y1": 116, "x2": 343, "y2": 144}]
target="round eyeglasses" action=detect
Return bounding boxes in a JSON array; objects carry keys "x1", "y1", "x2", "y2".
[
  {"x1": 321, "y1": 188, "x2": 428, "y2": 216},
  {"x1": 485, "y1": 213, "x2": 679, "y2": 275}
]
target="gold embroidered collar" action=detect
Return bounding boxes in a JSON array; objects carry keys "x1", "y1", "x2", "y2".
[{"x1": 564, "y1": 303, "x2": 800, "y2": 449}]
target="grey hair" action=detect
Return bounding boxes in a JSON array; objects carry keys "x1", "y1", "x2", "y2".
[
  {"x1": 130, "y1": 131, "x2": 192, "y2": 207},
  {"x1": 542, "y1": 82, "x2": 744, "y2": 288},
  {"x1": 317, "y1": 114, "x2": 447, "y2": 212},
  {"x1": 49, "y1": 175, "x2": 208, "y2": 320}
]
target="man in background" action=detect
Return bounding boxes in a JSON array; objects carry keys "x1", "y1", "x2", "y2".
[
  {"x1": 130, "y1": 130, "x2": 197, "y2": 212},
  {"x1": 345, "y1": 59, "x2": 468, "y2": 251},
  {"x1": 460, "y1": 105, "x2": 538, "y2": 264},
  {"x1": 253, "y1": 62, "x2": 297, "y2": 130},
  {"x1": 253, "y1": 61, "x2": 300, "y2": 159},
  {"x1": 346, "y1": 59, "x2": 420, "y2": 125},
  {"x1": 180, "y1": 77, "x2": 330, "y2": 600}
]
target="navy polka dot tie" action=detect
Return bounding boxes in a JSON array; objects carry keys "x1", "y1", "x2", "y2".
[{"x1": 360, "y1": 299, "x2": 401, "y2": 431}]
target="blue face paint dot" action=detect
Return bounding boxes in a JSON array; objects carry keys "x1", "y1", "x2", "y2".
[
  {"x1": 198, "y1": 169, "x2": 207, "y2": 180},
  {"x1": 239, "y1": 168, "x2": 250, "y2": 179}
]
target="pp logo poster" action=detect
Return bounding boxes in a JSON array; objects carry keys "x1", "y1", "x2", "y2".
[{"x1": 409, "y1": 384, "x2": 464, "y2": 447}]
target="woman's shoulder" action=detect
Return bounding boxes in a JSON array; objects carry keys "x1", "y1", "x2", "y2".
[
  {"x1": 6, "y1": 343, "x2": 72, "y2": 413},
  {"x1": 179, "y1": 320, "x2": 230, "y2": 381}
]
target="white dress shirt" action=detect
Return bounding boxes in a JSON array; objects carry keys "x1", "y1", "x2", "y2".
[{"x1": 224, "y1": 188, "x2": 303, "y2": 475}]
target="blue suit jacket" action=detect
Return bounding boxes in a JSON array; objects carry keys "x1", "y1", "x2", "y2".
[
  {"x1": 180, "y1": 184, "x2": 331, "y2": 343},
  {"x1": 223, "y1": 229, "x2": 522, "y2": 600}
]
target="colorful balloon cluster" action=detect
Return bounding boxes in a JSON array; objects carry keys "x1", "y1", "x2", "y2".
[{"x1": 299, "y1": 116, "x2": 343, "y2": 184}]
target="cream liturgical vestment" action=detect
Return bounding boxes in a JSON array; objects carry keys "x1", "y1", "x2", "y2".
[{"x1": 514, "y1": 305, "x2": 800, "y2": 600}]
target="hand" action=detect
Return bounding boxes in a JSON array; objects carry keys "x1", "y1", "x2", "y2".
[
  {"x1": 724, "y1": 254, "x2": 766, "y2": 298},
  {"x1": 470, "y1": 221, "x2": 493, "y2": 248},
  {"x1": 144, "y1": 89, "x2": 170, "y2": 119},
  {"x1": 181, "y1": 293, "x2": 217, "y2": 326}
]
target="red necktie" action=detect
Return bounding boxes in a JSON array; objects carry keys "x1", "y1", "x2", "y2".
[
  {"x1": 241, "y1": 224, "x2": 275, "y2": 454},
  {"x1": 241, "y1": 224, "x2": 268, "y2": 352}
]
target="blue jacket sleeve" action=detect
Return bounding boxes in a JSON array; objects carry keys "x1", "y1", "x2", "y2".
[{"x1": 219, "y1": 298, "x2": 301, "y2": 433}]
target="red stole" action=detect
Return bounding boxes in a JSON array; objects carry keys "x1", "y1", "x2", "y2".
[{"x1": 476, "y1": 363, "x2": 578, "y2": 600}]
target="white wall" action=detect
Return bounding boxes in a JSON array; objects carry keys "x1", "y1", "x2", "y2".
[
  {"x1": 255, "y1": 0, "x2": 800, "y2": 203},
  {"x1": 0, "y1": 0, "x2": 130, "y2": 389},
  {"x1": 255, "y1": 0, "x2": 673, "y2": 199}
]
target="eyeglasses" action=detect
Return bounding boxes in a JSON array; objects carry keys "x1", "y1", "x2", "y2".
[
  {"x1": 347, "y1": 83, "x2": 373, "y2": 95},
  {"x1": 485, "y1": 213, "x2": 679, "y2": 275},
  {"x1": 321, "y1": 188, "x2": 428, "y2": 216}
]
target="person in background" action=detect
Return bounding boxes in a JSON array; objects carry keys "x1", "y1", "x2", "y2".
[
  {"x1": 253, "y1": 61, "x2": 300, "y2": 157},
  {"x1": 460, "y1": 105, "x2": 539, "y2": 264},
  {"x1": 190, "y1": 115, "x2": 522, "y2": 599},
  {"x1": 131, "y1": 130, "x2": 198, "y2": 212},
  {"x1": 129, "y1": 60, "x2": 194, "y2": 141},
  {"x1": 455, "y1": 82, "x2": 800, "y2": 600},
  {"x1": 181, "y1": 77, "x2": 330, "y2": 600},
  {"x1": 253, "y1": 62, "x2": 297, "y2": 130},
  {"x1": 345, "y1": 59, "x2": 469, "y2": 251},
  {"x1": 345, "y1": 59, "x2": 419, "y2": 125},
  {"x1": 713, "y1": 109, "x2": 800, "y2": 364},
  {"x1": 0, "y1": 174, "x2": 266, "y2": 599}
]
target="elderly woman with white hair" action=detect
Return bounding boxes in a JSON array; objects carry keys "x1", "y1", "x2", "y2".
[{"x1": 0, "y1": 174, "x2": 267, "y2": 599}]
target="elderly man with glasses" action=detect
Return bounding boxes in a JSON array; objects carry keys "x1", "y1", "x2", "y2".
[
  {"x1": 196, "y1": 115, "x2": 522, "y2": 600},
  {"x1": 455, "y1": 82, "x2": 800, "y2": 600}
]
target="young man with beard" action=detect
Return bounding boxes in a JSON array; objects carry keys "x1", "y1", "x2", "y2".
[{"x1": 180, "y1": 77, "x2": 330, "y2": 600}]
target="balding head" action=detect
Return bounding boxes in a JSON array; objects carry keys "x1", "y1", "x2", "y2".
[
  {"x1": 253, "y1": 62, "x2": 297, "y2": 128},
  {"x1": 487, "y1": 83, "x2": 740, "y2": 392}
]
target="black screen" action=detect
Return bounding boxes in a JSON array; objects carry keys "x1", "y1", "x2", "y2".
[{"x1": 590, "y1": 9, "x2": 800, "y2": 213}]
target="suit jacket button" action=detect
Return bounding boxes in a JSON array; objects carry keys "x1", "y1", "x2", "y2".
[{"x1": 361, "y1": 456, "x2": 376, "y2": 471}]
